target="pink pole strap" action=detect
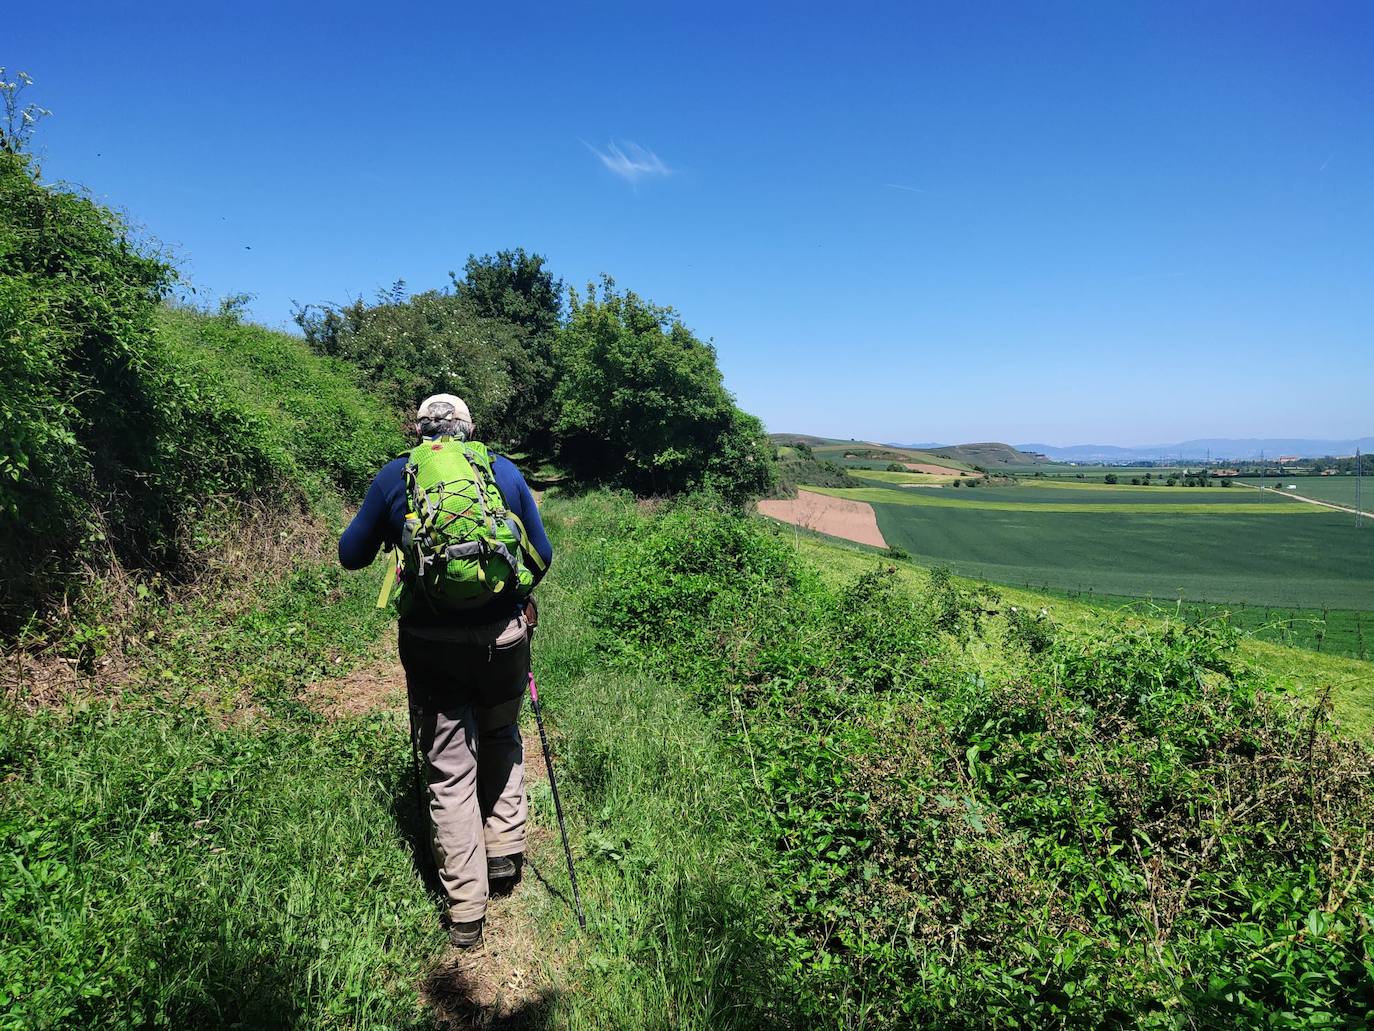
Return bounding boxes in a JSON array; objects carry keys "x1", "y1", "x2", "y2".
[{"x1": 528, "y1": 672, "x2": 539, "y2": 704}]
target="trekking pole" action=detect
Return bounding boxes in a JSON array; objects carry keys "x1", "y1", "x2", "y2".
[
  {"x1": 406, "y1": 698, "x2": 426, "y2": 831},
  {"x1": 527, "y1": 672, "x2": 586, "y2": 929}
]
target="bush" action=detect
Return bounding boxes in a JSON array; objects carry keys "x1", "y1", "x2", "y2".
[
  {"x1": 0, "y1": 148, "x2": 404, "y2": 635},
  {"x1": 555, "y1": 279, "x2": 773, "y2": 503},
  {"x1": 773, "y1": 458, "x2": 858, "y2": 495},
  {"x1": 293, "y1": 287, "x2": 534, "y2": 450},
  {"x1": 586, "y1": 503, "x2": 1374, "y2": 1027}
]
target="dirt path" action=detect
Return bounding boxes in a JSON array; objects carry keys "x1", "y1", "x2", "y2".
[
  {"x1": 757, "y1": 489, "x2": 887, "y2": 547},
  {"x1": 302, "y1": 653, "x2": 568, "y2": 1028}
]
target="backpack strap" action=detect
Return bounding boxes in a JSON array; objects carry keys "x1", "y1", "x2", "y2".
[{"x1": 505, "y1": 512, "x2": 546, "y2": 573}]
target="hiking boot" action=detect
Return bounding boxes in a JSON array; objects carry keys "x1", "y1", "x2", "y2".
[
  {"x1": 488, "y1": 853, "x2": 523, "y2": 897},
  {"x1": 448, "y1": 917, "x2": 484, "y2": 950}
]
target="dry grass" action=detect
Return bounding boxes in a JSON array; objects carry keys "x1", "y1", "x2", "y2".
[{"x1": 2, "y1": 499, "x2": 343, "y2": 712}]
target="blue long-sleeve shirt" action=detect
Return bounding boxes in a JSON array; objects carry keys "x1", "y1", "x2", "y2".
[{"x1": 339, "y1": 451, "x2": 553, "y2": 625}]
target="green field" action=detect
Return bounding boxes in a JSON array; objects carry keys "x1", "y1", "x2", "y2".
[
  {"x1": 806, "y1": 483, "x2": 1321, "y2": 514},
  {"x1": 789, "y1": 531, "x2": 1374, "y2": 709},
  {"x1": 794, "y1": 477, "x2": 1374, "y2": 611},
  {"x1": 1236, "y1": 476, "x2": 1371, "y2": 513},
  {"x1": 1004, "y1": 464, "x2": 1191, "y2": 480},
  {"x1": 850, "y1": 468, "x2": 961, "y2": 485},
  {"x1": 1034, "y1": 587, "x2": 1373, "y2": 660}
]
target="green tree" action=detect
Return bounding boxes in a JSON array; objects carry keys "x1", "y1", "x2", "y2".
[
  {"x1": 554, "y1": 278, "x2": 772, "y2": 502},
  {"x1": 450, "y1": 248, "x2": 563, "y2": 338},
  {"x1": 294, "y1": 289, "x2": 530, "y2": 444},
  {"x1": 295, "y1": 250, "x2": 566, "y2": 456},
  {"x1": 1104, "y1": 473, "x2": 1118, "y2": 484},
  {"x1": 449, "y1": 249, "x2": 564, "y2": 457}
]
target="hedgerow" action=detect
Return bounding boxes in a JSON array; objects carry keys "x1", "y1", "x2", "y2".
[
  {"x1": 590, "y1": 501, "x2": 1374, "y2": 1026},
  {"x1": 0, "y1": 149, "x2": 403, "y2": 635}
]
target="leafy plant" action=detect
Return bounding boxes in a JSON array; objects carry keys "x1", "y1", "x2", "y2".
[{"x1": 554, "y1": 278, "x2": 773, "y2": 503}]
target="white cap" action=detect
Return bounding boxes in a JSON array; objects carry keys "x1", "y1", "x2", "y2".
[{"x1": 417, "y1": 393, "x2": 471, "y2": 425}]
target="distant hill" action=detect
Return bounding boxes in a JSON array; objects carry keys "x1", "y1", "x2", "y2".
[
  {"x1": 924, "y1": 442, "x2": 1050, "y2": 467},
  {"x1": 768, "y1": 434, "x2": 973, "y2": 471},
  {"x1": 769, "y1": 433, "x2": 850, "y2": 448},
  {"x1": 1022, "y1": 438, "x2": 1374, "y2": 463}
]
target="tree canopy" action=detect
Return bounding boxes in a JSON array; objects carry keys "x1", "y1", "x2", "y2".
[{"x1": 554, "y1": 278, "x2": 773, "y2": 501}]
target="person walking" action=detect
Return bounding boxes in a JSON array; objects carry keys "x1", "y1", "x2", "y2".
[{"x1": 339, "y1": 394, "x2": 553, "y2": 949}]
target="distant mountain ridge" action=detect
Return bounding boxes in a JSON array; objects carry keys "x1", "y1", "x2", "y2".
[{"x1": 1017, "y1": 438, "x2": 1374, "y2": 462}]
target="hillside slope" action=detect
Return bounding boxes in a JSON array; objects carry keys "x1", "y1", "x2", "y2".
[{"x1": 928, "y1": 441, "x2": 1049, "y2": 466}]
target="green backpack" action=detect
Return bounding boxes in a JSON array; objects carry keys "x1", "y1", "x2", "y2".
[{"x1": 394, "y1": 437, "x2": 542, "y2": 615}]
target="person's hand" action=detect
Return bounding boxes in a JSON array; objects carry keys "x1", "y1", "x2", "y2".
[{"x1": 523, "y1": 596, "x2": 539, "y2": 635}]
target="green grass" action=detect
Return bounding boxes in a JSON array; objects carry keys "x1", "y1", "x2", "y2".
[
  {"x1": 849, "y1": 468, "x2": 960, "y2": 484},
  {"x1": 786, "y1": 530, "x2": 1374, "y2": 734},
  {"x1": 803, "y1": 483, "x2": 1318, "y2": 514},
  {"x1": 509, "y1": 493, "x2": 784, "y2": 1028},
  {"x1": 1029, "y1": 586, "x2": 1374, "y2": 660},
  {"x1": 156, "y1": 307, "x2": 406, "y2": 499},
  {"x1": 1237, "y1": 476, "x2": 1372, "y2": 512},
  {"x1": 572, "y1": 500, "x2": 1374, "y2": 1024},
  {"x1": 1, "y1": 537, "x2": 440, "y2": 1029},
  {"x1": 1003, "y1": 464, "x2": 1192, "y2": 479},
  {"x1": 7, "y1": 491, "x2": 1372, "y2": 1028},
  {"x1": 784, "y1": 486, "x2": 1374, "y2": 611}
]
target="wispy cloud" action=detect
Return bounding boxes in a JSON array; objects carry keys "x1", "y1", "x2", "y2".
[
  {"x1": 1124, "y1": 271, "x2": 1189, "y2": 283},
  {"x1": 1319, "y1": 152, "x2": 1334, "y2": 172},
  {"x1": 884, "y1": 183, "x2": 925, "y2": 193},
  {"x1": 584, "y1": 139, "x2": 671, "y2": 182}
]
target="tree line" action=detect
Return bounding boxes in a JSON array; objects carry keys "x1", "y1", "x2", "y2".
[
  {"x1": 294, "y1": 255, "x2": 773, "y2": 503},
  {"x1": 1, "y1": 70, "x2": 772, "y2": 636}
]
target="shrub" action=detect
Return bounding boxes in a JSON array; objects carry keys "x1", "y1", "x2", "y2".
[
  {"x1": 586, "y1": 503, "x2": 1374, "y2": 1027},
  {"x1": 293, "y1": 287, "x2": 533, "y2": 449},
  {"x1": 555, "y1": 279, "x2": 773, "y2": 503},
  {"x1": 773, "y1": 458, "x2": 858, "y2": 495},
  {"x1": 0, "y1": 147, "x2": 403, "y2": 635}
]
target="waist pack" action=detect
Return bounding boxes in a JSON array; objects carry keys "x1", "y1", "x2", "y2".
[{"x1": 393, "y1": 438, "x2": 543, "y2": 615}]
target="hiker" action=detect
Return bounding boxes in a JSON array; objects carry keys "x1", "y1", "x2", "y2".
[{"x1": 338, "y1": 394, "x2": 553, "y2": 950}]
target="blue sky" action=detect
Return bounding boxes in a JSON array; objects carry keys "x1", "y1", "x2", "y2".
[{"x1": 11, "y1": 1, "x2": 1372, "y2": 445}]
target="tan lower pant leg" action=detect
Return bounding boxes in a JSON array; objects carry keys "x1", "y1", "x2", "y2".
[{"x1": 420, "y1": 695, "x2": 527, "y2": 921}]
